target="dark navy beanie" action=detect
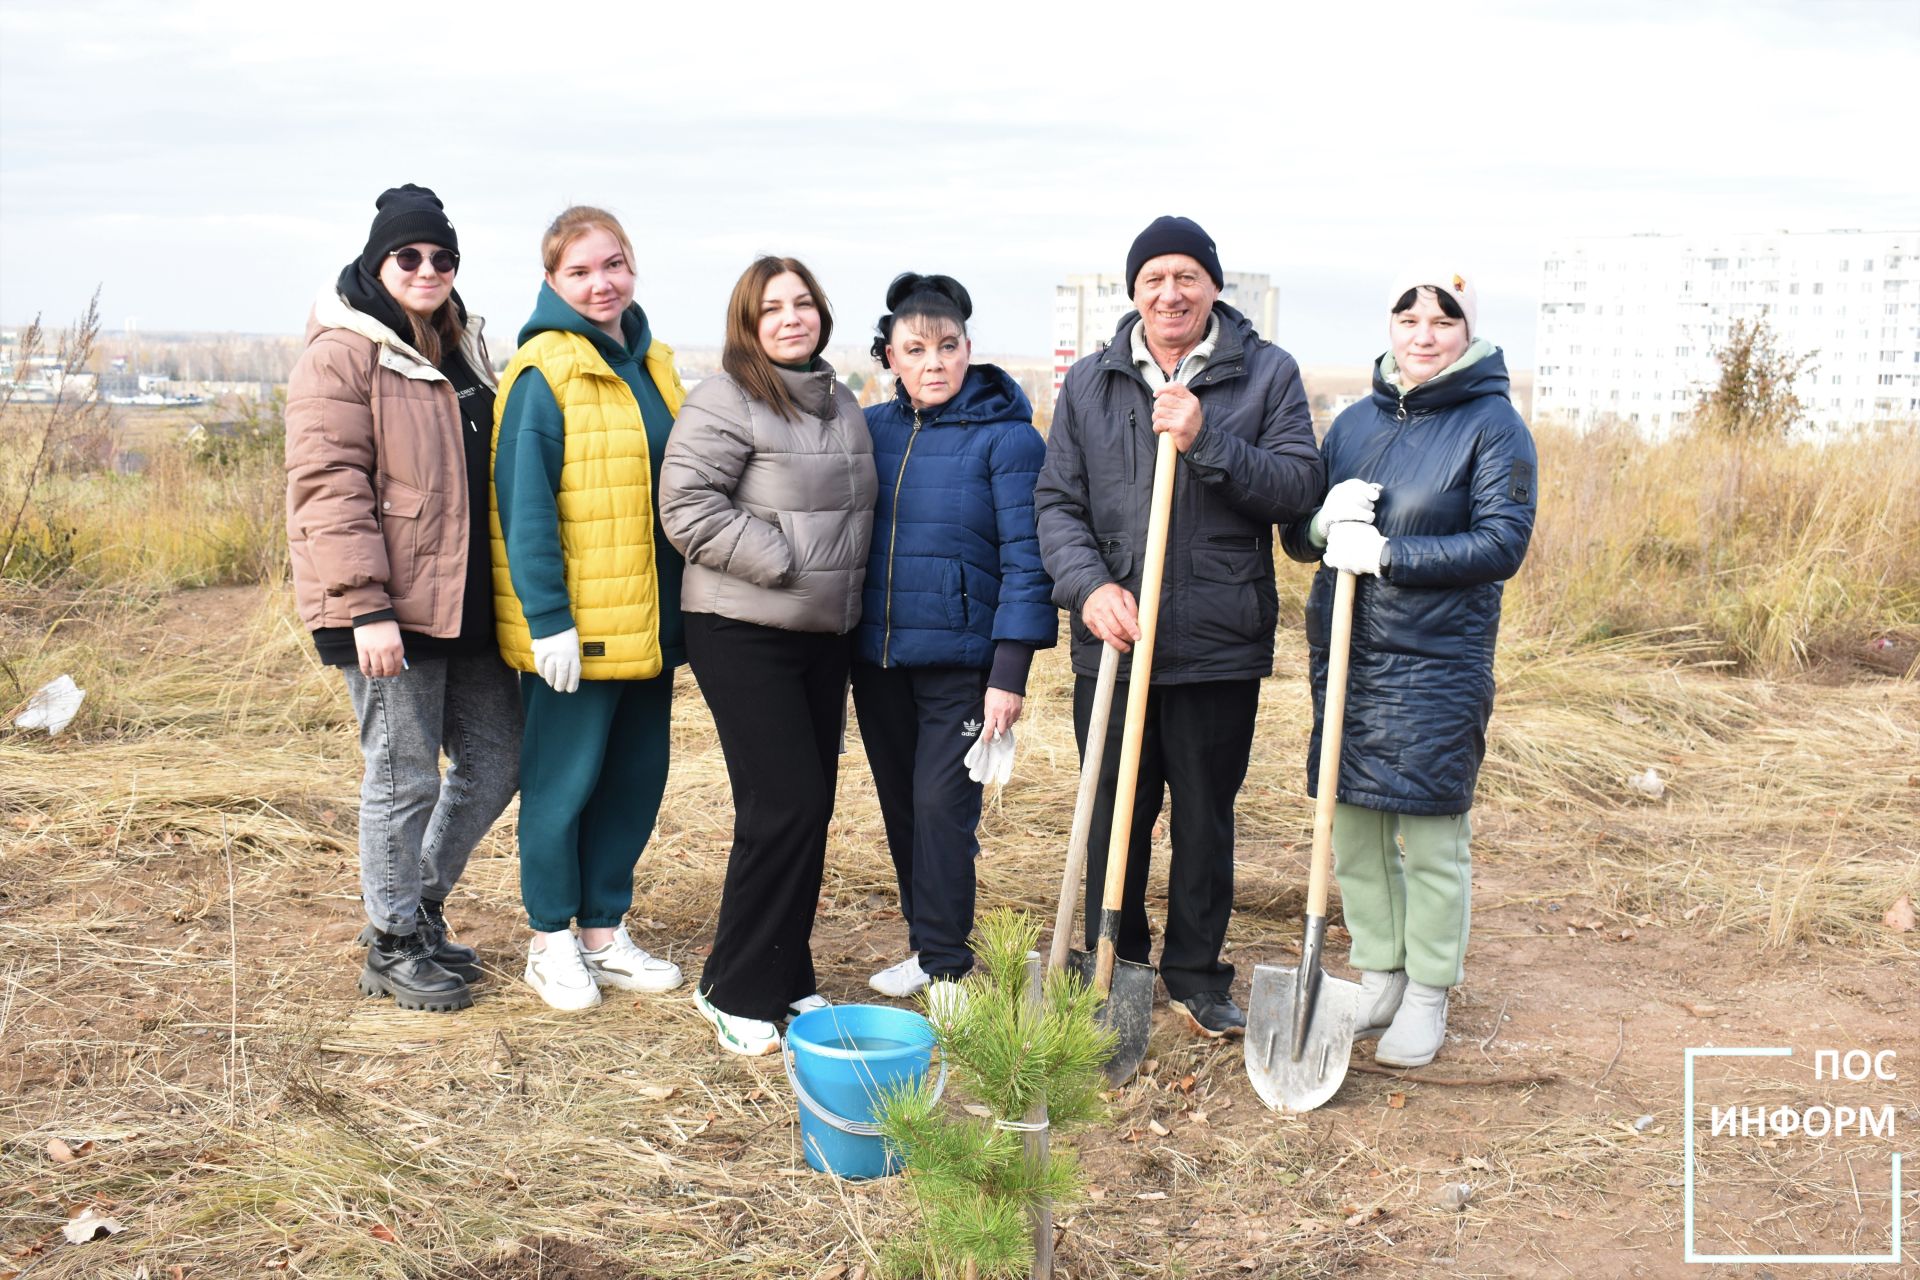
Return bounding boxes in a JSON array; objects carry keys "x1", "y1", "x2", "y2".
[
  {"x1": 1125, "y1": 215, "x2": 1223, "y2": 297},
  {"x1": 360, "y1": 185, "x2": 458, "y2": 275}
]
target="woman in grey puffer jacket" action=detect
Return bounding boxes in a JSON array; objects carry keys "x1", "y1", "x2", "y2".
[{"x1": 658, "y1": 254, "x2": 877, "y2": 1057}]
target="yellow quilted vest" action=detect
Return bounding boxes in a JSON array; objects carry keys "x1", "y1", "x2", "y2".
[{"x1": 488, "y1": 331, "x2": 687, "y2": 681}]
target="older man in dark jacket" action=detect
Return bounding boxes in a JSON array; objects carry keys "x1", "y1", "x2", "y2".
[{"x1": 1035, "y1": 215, "x2": 1323, "y2": 1036}]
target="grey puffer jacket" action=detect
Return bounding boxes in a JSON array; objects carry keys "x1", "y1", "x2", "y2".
[
  {"x1": 659, "y1": 362, "x2": 877, "y2": 634},
  {"x1": 1035, "y1": 303, "x2": 1324, "y2": 683}
]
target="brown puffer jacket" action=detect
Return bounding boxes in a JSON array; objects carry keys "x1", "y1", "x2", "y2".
[
  {"x1": 285, "y1": 289, "x2": 495, "y2": 635},
  {"x1": 659, "y1": 362, "x2": 876, "y2": 634}
]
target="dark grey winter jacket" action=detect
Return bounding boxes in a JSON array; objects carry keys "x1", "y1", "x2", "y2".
[{"x1": 1035, "y1": 304, "x2": 1323, "y2": 683}]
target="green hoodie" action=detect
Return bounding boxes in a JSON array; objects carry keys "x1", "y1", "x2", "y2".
[{"x1": 494, "y1": 281, "x2": 686, "y2": 667}]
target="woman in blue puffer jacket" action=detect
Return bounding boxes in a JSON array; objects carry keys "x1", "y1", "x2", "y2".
[
  {"x1": 852, "y1": 273, "x2": 1056, "y2": 1007},
  {"x1": 1280, "y1": 268, "x2": 1537, "y2": 1068}
]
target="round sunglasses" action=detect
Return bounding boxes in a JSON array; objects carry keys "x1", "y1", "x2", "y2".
[{"x1": 388, "y1": 247, "x2": 459, "y2": 274}]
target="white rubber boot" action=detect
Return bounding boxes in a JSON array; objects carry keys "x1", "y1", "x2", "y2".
[
  {"x1": 1374, "y1": 980, "x2": 1448, "y2": 1068},
  {"x1": 1356, "y1": 970, "x2": 1408, "y2": 1039}
]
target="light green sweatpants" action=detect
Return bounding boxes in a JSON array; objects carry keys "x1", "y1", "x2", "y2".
[{"x1": 1332, "y1": 803, "x2": 1472, "y2": 988}]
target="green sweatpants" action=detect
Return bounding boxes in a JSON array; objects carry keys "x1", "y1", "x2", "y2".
[
  {"x1": 517, "y1": 674, "x2": 673, "y2": 934},
  {"x1": 1332, "y1": 803, "x2": 1471, "y2": 988}
]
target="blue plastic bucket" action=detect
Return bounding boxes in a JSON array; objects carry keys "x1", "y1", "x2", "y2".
[{"x1": 784, "y1": 1003, "x2": 942, "y2": 1179}]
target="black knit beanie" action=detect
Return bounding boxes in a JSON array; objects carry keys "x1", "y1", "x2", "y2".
[
  {"x1": 359, "y1": 184, "x2": 458, "y2": 275},
  {"x1": 1125, "y1": 215, "x2": 1222, "y2": 297}
]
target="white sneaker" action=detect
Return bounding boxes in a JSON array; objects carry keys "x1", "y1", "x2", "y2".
[
  {"x1": 524, "y1": 933, "x2": 601, "y2": 1011},
  {"x1": 869, "y1": 955, "x2": 930, "y2": 998},
  {"x1": 926, "y1": 979, "x2": 969, "y2": 1027},
  {"x1": 788, "y1": 993, "x2": 830, "y2": 1017},
  {"x1": 693, "y1": 987, "x2": 780, "y2": 1057},
  {"x1": 579, "y1": 926, "x2": 684, "y2": 993}
]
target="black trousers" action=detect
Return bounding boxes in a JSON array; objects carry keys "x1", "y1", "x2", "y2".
[
  {"x1": 686, "y1": 613, "x2": 851, "y2": 1022},
  {"x1": 850, "y1": 663, "x2": 988, "y2": 979},
  {"x1": 1074, "y1": 677, "x2": 1259, "y2": 1000}
]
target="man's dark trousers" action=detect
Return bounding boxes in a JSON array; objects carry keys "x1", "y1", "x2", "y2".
[{"x1": 1074, "y1": 676, "x2": 1259, "y2": 1000}]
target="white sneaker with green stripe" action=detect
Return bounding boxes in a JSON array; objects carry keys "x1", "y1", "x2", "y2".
[{"x1": 693, "y1": 986, "x2": 780, "y2": 1056}]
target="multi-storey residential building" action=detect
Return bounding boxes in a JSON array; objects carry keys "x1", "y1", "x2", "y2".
[
  {"x1": 1051, "y1": 271, "x2": 1279, "y2": 399},
  {"x1": 1535, "y1": 230, "x2": 1920, "y2": 435}
]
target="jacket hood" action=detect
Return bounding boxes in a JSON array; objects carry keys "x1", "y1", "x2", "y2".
[
  {"x1": 517, "y1": 280, "x2": 650, "y2": 364},
  {"x1": 889, "y1": 361, "x2": 1032, "y2": 426},
  {"x1": 1372, "y1": 340, "x2": 1509, "y2": 414},
  {"x1": 307, "y1": 287, "x2": 492, "y2": 388},
  {"x1": 1096, "y1": 301, "x2": 1258, "y2": 380}
]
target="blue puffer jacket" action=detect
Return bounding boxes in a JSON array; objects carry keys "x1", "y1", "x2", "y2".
[
  {"x1": 853, "y1": 364, "x2": 1057, "y2": 671},
  {"x1": 1280, "y1": 346, "x2": 1537, "y2": 815}
]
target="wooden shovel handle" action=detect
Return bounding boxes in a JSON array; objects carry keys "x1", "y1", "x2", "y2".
[
  {"x1": 1050, "y1": 641, "x2": 1121, "y2": 972},
  {"x1": 1094, "y1": 431, "x2": 1179, "y2": 992},
  {"x1": 1307, "y1": 571, "x2": 1357, "y2": 918}
]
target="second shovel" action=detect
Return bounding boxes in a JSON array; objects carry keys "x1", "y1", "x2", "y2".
[{"x1": 1246, "y1": 569, "x2": 1366, "y2": 1112}]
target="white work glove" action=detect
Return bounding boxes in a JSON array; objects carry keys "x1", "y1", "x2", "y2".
[
  {"x1": 964, "y1": 725, "x2": 1017, "y2": 787},
  {"x1": 1310, "y1": 479, "x2": 1382, "y2": 544},
  {"x1": 531, "y1": 627, "x2": 582, "y2": 693},
  {"x1": 1323, "y1": 521, "x2": 1388, "y2": 577}
]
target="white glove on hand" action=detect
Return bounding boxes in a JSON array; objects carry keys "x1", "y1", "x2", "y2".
[
  {"x1": 1323, "y1": 521, "x2": 1388, "y2": 576},
  {"x1": 964, "y1": 725, "x2": 1017, "y2": 787},
  {"x1": 531, "y1": 627, "x2": 582, "y2": 693},
  {"x1": 1310, "y1": 479, "x2": 1382, "y2": 544}
]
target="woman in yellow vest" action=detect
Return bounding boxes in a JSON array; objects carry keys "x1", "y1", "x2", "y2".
[{"x1": 492, "y1": 206, "x2": 688, "y2": 1011}]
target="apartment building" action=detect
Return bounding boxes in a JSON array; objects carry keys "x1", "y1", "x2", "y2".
[{"x1": 1535, "y1": 230, "x2": 1920, "y2": 434}]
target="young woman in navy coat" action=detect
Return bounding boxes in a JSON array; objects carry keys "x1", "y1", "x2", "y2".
[
  {"x1": 1280, "y1": 269, "x2": 1537, "y2": 1068},
  {"x1": 851, "y1": 273, "x2": 1055, "y2": 1006}
]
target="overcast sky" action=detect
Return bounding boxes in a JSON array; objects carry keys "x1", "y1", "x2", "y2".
[{"x1": 3, "y1": 0, "x2": 1916, "y2": 368}]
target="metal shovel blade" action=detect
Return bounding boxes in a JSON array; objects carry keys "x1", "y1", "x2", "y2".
[
  {"x1": 1067, "y1": 948, "x2": 1157, "y2": 1085},
  {"x1": 1245, "y1": 959, "x2": 1364, "y2": 1113}
]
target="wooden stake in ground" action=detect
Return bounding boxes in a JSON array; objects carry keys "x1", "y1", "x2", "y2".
[{"x1": 1023, "y1": 952, "x2": 1052, "y2": 1280}]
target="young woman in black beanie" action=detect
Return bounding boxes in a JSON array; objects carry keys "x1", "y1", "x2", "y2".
[{"x1": 286, "y1": 184, "x2": 523, "y2": 1012}]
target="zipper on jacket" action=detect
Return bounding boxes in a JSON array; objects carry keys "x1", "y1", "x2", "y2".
[{"x1": 880, "y1": 409, "x2": 924, "y2": 666}]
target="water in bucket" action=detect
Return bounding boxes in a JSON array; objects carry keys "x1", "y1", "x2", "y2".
[{"x1": 785, "y1": 1003, "x2": 939, "y2": 1180}]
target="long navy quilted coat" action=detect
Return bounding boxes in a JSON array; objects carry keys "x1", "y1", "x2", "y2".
[
  {"x1": 1280, "y1": 348, "x2": 1538, "y2": 815},
  {"x1": 852, "y1": 364, "x2": 1057, "y2": 670}
]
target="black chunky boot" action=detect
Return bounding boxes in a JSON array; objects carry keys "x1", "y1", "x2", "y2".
[
  {"x1": 418, "y1": 899, "x2": 482, "y2": 982},
  {"x1": 355, "y1": 905, "x2": 482, "y2": 982},
  {"x1": 358, "y1": 930, "x2": 473, "y2": 1012}
]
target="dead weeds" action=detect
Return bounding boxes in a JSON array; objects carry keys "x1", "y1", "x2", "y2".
[{"x1": 1, "y1": 583, "x2": 1914, "y2": 1277}]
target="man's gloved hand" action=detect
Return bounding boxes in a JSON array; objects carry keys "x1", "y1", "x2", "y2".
[
  {"x1": 964, "y1": 725, "x2": 1016, "y2": 787},
  {"x1": 1323, "y1": 521, "x2": 1388, "y2": 577},
  {"x1": 532, "y1": 627, "x2": 582, "y2": 693},
  {"x1": 1310, "y1": 479, "x2": 1382, "y2": 544}
]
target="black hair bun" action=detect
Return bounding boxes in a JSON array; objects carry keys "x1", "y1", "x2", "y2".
[{"x1": 884, "y1": 271, "x2": 972, "y2": 320}]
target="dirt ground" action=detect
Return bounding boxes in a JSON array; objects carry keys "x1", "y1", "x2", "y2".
[{"x1": 2, "y1": 584, "x2": 1914, "y2": 1279}]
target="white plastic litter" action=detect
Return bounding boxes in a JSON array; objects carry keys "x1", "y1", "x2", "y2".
[
  {"x1": 964, "y1": 726, "x2": 1016, "y2": 787},
  {"x1": 14, "y1": 674, "x2": 85, "y2": 735},
  {"x1": 1626, "y1": 767, "x2": 1665, "y2": 800}
]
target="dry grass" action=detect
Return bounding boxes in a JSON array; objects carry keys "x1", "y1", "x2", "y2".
[
  {"x1": 3, "y1": 416, "x2": 1918, "y2": 1276},
  {"x1": 1508, "y1": 421, "x2": 1920, "y2": 672},
  {"x1": 2, "y1": 572, "x2": 1914, "y2": 1277}
]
